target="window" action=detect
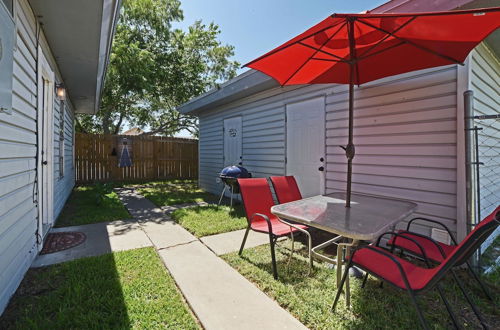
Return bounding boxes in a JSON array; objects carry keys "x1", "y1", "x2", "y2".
[
  {"x1": 59, "y1": 101, "x2": 65, "y2": 178},
  {"x1": 1, "y1": 0, "x2": 13, "y2": 15}
]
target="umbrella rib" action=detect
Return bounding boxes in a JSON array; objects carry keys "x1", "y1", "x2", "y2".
[
  {"x1": 298, "y1": 42, "x2": 348, "y2": 62},
  {"x1": 357, "y1": 40, "x2": 406, "y2": 61},
  {"x1": 244, "y1": 20, "x2": 345, "y2": 67},
  {"x1": 282, "y1": 22, "x2": 347, "y2": 85},
  {"x1": 356, "y1": 16, "x2": 417, "y2": 59},
  {"x1": 311, "y1": 57, "x2": 342, "y2": 62},
  {"x1": 357, "y1": 19, "x2": 464, "y2": 65}
]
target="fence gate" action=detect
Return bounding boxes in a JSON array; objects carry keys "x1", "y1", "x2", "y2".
[{"x1": 75, "y1": 133, "x2": 198, "y2": 183}]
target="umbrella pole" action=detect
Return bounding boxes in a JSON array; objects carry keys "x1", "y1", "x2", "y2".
[
  {"x1": 345, "y1": 74, "x2": 354, "y2": 208},
  {"x1": 345, "y1": 19, "x2": 356, "y2": 208}
]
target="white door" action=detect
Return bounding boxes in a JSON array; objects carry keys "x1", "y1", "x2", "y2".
[
  {"x1": 37, "y1": 47, "x2": 55, "y2": 238},
  {"x1": 223, "y1": 117, "x2": 242, "y2": 167},
  {"x1": 286, "y1": 97, "x2": 325, "y2": 197}
]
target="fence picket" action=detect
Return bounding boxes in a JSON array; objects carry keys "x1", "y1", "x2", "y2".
[{"x1": 75, "y1": 133, "x2": 198, "y2": 183}]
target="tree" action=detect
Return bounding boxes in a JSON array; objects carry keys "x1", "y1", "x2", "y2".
[{"x1": 77, "y1": 0, "x2": 238, "y2": 136}]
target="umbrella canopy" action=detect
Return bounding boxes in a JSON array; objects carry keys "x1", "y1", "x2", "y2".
[{"x1": 245, "y1": 7, "x2": 500, "y2": 207}]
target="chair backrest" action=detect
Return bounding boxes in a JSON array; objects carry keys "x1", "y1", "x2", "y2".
[
  {"x1": 238, "y1": 178, "x2": 276, "y2": 225},
  {"x1": 426, "y1": 205, "x2": 500, "y2": 289},
  {"x1": 269, "y1": 176, "x2": 302, "y2": 204}
]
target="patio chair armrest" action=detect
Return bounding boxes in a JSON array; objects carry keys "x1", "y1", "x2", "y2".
[
  {"x1": 358, "y1": 246, "x2": 413, "y2": 290},
  {"x1": 376, "y1": 231, "x2": 432, "y2": 267},
  {"x1": 395, "y1": 230, "x2": 448, "y2": 259},
  {"x1": 406, "y1": 218, "x2": 458, "y2": 245},
  {"x1": 250, "y1": 213, "x2": 273, "y2": 233}
]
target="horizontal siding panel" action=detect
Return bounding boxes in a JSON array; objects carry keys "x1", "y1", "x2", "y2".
[
  {"x1": 0, "y1": 121, "x2": 36, "y2": 144},
  {"x1": 328, "y1": 164, "x2": 456, "y2": 182},
  {"x1": 327, "y1": 171, "x2": 456, "y2": 194},
  {"x1": 326, "y1": 155, "x2": 456, "y2": 169},
  {"x1": 0, "y1": 140, "x2": 36, "y2": 158}
]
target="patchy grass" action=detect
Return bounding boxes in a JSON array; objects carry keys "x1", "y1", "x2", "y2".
[
  {"x1": 223, "y1": 241, "x2": 500, "y2": 330},
  {"x1": 55, "y1": 183, "x2": 130, "y2": 227},
  {"x1": 137, "y1": 180, "x2": 219, "y2": 206},
  {"x1": 171, "y1": 205, "x2": 247, "y2": 237},
  {"x1": 0, "y1": 248, "x2": 199, "y2": 329},
  {"x1": 481, "y1": 235, "x2": 500, "y2": 284}
]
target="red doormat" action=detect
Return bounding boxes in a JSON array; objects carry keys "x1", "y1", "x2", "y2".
[{"x1": 40, "y1": 232, "x2": 86, "y2": 255}]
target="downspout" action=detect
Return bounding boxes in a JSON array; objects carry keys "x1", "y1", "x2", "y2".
[{"x1": 464, "y1": 90, "x2": 476, "y2": 232}]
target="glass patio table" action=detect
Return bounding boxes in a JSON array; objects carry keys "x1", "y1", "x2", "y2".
[{"x1": 271, "y1": 192, "x2": 417, "y2": 305}]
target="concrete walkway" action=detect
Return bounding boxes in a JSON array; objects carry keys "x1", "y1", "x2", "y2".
[
  {"x1": 32, "y1": 220, "x2": 152, "y2": 267},
  {"x1": 117, "y1": 188, "x2": 307, "y2": 330},
  {"x1": 33, "y1": 188, "x2": 306, "y2": 329}
]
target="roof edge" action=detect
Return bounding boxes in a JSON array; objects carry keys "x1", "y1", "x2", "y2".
[{"x1": 178, "y1": 69, "x2": 278, "y2": 115}]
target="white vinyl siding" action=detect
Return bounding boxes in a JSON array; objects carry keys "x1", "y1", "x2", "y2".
[
  {"x1": 198, "y1": 65, "x2": 459, "y2": 238},
  {"x1": 0, "y1": 0, "x2": 75, "y2": 313},
  {"x1": 469, "y1": 42, "x2": 500, "y2": 249}
]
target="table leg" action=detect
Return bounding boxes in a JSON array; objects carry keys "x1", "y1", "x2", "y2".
[{"x1": 336, "y1": 242, "x2": 343, "y2": 288}]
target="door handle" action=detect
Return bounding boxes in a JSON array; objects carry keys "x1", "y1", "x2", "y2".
[
  {"x1": 318, "y1": 166, "x2": 324, "y2": 172},
  {"x1": 238, "y1": 162, "x2": 242, "y2": 165},
  {"x1": 320, "y1": 157, "x2": 324, "y2": 162},
  {"x1": 42, "y1": 161, "x2": 48, "y2": 165}
]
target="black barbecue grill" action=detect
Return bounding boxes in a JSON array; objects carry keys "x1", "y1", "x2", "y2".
[{"x1": 218, "y1": 166, "x2": 252, "y2": 206}]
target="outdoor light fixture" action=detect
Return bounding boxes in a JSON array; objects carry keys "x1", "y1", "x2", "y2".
[{"x1": 55, "y1": 83, "x2": 66, "y2": 101}]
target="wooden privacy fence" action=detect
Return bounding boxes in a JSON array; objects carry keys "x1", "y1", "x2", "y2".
[{"x1": 75, "y1": 133, "x2": 198, "y2": 183}]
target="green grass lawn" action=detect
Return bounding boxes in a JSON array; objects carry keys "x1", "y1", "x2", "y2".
[
  {"x1": 0, "y1": 248, "x2": 199, "y2": 329},
  {"x1": 223, "y1": 242, "x2": 500, "y2": 330},
  {"x1": 55, "y1": 183, "x2": 130, "y2": 227},
  {"x1": 137, "y1": 180, "x2": 219, "y2": 206},
  {"x1": 171, "y1": 205, "x2": 247, "y2": 237}
]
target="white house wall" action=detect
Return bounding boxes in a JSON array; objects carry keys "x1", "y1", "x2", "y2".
[
  {"x1": 199, "y1": 65, "x2": 460, "y2": 237},
  {"x1": 0, "y1": 0, "x2": 75, "y2": 313}
]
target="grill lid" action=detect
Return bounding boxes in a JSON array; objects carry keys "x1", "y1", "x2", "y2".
[{"x1": 219, "y1": 166, "x2": 251, "y2": 179}]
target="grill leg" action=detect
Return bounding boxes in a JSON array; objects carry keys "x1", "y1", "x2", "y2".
[
  {"x1": 230, "y1": 185, "x2": 234, "y2": 207},
  {"x1": 218, "y1": 186, "x2": 227, "y2": 205}
]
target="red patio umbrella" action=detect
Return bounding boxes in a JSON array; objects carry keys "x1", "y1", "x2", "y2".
[{"x1": 245, "y1": 7, "x2": 500, "y2": 207}]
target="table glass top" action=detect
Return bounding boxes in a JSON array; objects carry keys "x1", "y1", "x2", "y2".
[{"x1": 271, "y1": 192, "x2": 417, "y2": 241}]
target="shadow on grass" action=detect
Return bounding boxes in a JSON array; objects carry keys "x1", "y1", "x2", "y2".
[
  {"x1": 226, "y1": 241, "x2": 500, "y2": 329},
  {"x1": 0, "y1": 252, "x2": 130, "y2": 329}
]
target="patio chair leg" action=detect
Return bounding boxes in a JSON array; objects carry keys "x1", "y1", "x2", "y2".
[
  {"x1": 332, "y1": 259, "x2": 352, "y2": 311},
  {"x1": 451, "y1": 270, "x2": 487, "y2": 329},
  {"x1": 407, "y1": 290, "x2": 429, "y2": 330},
  {"x1": 239, "y1": 227, "x2": 250, "y2": 255},
  {"x1": 436, "y1": 283, "x2": 460, "y2": 329},
  {"x1": 305, "y1": 230, "x2": 313, "y2": 274},
  {"x1": 465, "y1": 261, "x2": 493, "y2": 301},
  {"x1": 287, "y1": 228, "x2": 295, "y2": 268},
  {"x1": 269, "y1": 233, "x2": 278, "y2": 280},
  {"x1": 361, "y1": 273, "x2": 369, "y2": 288}
]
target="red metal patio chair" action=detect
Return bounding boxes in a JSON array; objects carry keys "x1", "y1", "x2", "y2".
[
  {"x1": 270, "y1": 176, "x2": 313, "y2": 271},
  {"x1": 238, "y1": 178, "x2": 311, "y2": 279},
  {"x1": 386, "y1": 205, "x2": 500, "y2": 301},
  {"x1": 332, "y1": 208, "x2": 500, "y2": 329},
  {"x1": 269, "y1": 176, "x2": 303, "y2": 204}
]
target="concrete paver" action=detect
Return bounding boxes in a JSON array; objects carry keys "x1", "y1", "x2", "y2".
[
  {"x1": 32, "y1": 220, "x2": 152, "y2": 267},
  {"x1": 159, "y1": 241, "x2": 307, "y2": 330}
]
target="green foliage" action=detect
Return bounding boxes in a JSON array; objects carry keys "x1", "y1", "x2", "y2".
[
  {"x1": 171, "y1": 205, "x2": 247, "y2": 237},
  {"x1": 77, "y1": 0, "x2": 239, "y2": 136},
  {"x1": 0, "y1": 248, "x2": 200, "y2": 329},
  {"x1": 55, "y1": 184, "x2": 130, "y2": 227}
]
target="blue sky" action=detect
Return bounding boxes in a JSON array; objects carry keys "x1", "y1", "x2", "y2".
[
  {"x1": 168, "y1": 0, "x2": 386, "y2": 137},
  {"x1": 175, "y1": 0, "x2": 386, "y2": 72}
]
